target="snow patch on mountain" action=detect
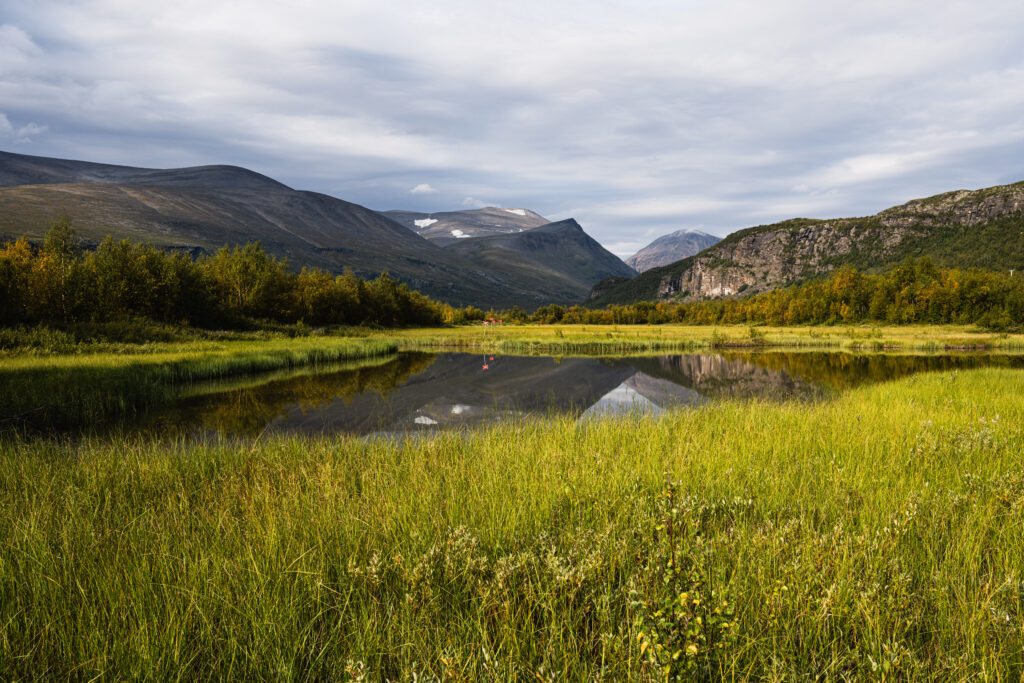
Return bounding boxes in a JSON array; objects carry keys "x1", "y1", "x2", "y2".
[
  {"x1": 414, "y1": 218, "x2": 438, "y2": 228},
  {"x1": 504, "y1": 208, "x2": 527, "y2": 216},
  {"x1": 450, "y1": 229, "x2": 471, "y2": 238}
]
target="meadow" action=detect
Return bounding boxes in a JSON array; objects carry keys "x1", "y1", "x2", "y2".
[{"x1": 0, "y1": 324, "x2": 1022, "y2": 679}]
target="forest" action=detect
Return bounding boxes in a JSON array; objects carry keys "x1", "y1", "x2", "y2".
[
  {"x1": 514, "y1": 259, "x2": 1024, "y2": 330},
  {"x1": 0, "y1": 220, "x2": 446, "y2": 329}
]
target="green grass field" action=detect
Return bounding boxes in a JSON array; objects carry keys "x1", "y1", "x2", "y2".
[{"x1": 1, "y1": 362, "x2": 1022, "y2": 679}]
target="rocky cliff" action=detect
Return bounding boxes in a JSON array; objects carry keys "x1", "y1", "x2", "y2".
[{"x1": 591, "y1": 181, "x2": 1024, "y2": 305}]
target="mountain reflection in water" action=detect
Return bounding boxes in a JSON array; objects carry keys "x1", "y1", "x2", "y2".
[{"x1": 153, "y1": 350, "x2": 1021, "y2": 438}]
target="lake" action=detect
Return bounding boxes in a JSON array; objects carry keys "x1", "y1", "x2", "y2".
[{"x1": 139, "y1": 351, "x2": 1022, "y2": 438}]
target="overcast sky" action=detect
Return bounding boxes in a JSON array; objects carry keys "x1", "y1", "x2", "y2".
[{"x1": 2, "y1": 1, "x2": 1023, "y2": 256}]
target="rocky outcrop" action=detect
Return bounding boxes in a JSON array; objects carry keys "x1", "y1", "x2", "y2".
[
  {"x1": 593, "y1": 181, "x2": 1024, "y2": 304},
  {"x1": 657, "y1": 219, "x2": 928, "y2": 300}
]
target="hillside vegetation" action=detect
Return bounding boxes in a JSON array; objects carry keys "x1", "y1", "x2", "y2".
[
  {"x1": 2, "y1": 368, "x2": 1022, "y2": 678},
  {"x1": 524, "y1": 259, "x2": 1024, "y2": 331},
  {"x1": 593, "y1": 181, "x2": 1024, "y2": 305}
]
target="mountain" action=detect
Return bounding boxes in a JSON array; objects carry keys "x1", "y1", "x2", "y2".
[
  {"x1": 0, "y1": 151, "x2": 291, "y2": 191},
  {"x1": 591, "y1": 181, "x2": 1024, "y2": 305},
  {"x1": 0, "y1": 150, "x2": 621, "y2": 309},
  {"x1": 381, "y1": 206, "x2": 550, "y2": 245},
  {"x1": 625, "y1": 229, "x2": 721, "y2": 272},
  {"x1": 443, "y1": 219, "x2": 637, "y2": 304}
]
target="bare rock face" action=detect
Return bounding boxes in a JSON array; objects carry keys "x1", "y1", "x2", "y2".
[
  {"x1": 878, "y1": 187, "x2": 1024, "y2": 227},
  {"x1": 650, "y1": 183, "x2": 1024, "y2": 302},
  {"x1": 657, "y1": 220, "x2": 927, "y2": 299}
]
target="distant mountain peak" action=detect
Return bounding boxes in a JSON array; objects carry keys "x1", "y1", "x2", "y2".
[
  {"x1": 380, "y1": 205, "x2": 550, "y2": 245},
  {"x1": 626, "y1": 229, "x2": 721, "y2": 273}
]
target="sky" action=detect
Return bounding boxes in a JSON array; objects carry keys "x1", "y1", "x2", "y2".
[{"x1": 2, "y1": 1, "x2": 1023, "y2": 257}]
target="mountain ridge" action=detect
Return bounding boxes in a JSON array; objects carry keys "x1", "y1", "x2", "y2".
[
  {"x1": 591, "y1": 181, "x2": 1024, "y2": 305},
  {"x1": 0, "y1": 150, "x2": 628, "y2": 310},
  {"x1": 381, "y1": 206, "x2": 550, "y2": 245},
  {"x1": 444, "y1": 218, "x2": 637, "y2": 304}
]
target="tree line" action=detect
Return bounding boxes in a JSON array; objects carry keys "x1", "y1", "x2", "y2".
[
  {"x1": 493, "y1": 259, "x2": 1024, "y2": 330},
  {"x1": 5, "y1": 222, "x2": 1020, "y2": 332},
  {"x1": 0, "y1": 220, "x2": 448, "y2": 328}
]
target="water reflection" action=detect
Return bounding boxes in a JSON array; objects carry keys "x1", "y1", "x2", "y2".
[{"x1": 148, "y1": 350, "x2": 1022, "y2": 438}]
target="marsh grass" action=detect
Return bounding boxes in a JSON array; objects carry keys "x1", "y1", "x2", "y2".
[
  {"x1": 0, "y1": 337, "x2": 397, "y2": 433},
  {"x1": 1, "y1": 368, "x2": 1023, "y2": 679},
  {"x1": 381, "y1": 324, "x2": 1024, "y2": 356}
]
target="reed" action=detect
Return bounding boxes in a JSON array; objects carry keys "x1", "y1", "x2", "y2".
[
  {"x1": 381, "y1": 323, "x2": 1024, "y2": 355},
  {"x1": 0, "y1": 337, "x2": 397, "y2": 433},
  {"x1": 1, "y1": 367, "x2": 1022, "y2": 679}
]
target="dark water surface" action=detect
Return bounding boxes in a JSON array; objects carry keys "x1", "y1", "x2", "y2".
[{"x1": 138, "y1": 351, "x2": 1022, "y2": 438}]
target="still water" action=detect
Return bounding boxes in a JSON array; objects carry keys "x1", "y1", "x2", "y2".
[{"x1": 142, "y1": 351, "x2": 1021, "y2": 438}]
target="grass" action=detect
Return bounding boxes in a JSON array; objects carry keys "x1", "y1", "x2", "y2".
[
  {"x1": 1, "y1": 366, "x2": 1022, "y2": 679},
  {"x1": 376, "y1": 323, "x2": 1024, "y2": 355},
  {"x1": 0, "y1": 337, "x2": 397, "y2": 433}
]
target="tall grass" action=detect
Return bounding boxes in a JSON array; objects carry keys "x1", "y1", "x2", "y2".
[
  {"x1": 0, "y1": 337, "x2": 397, "y2": 433},
  {"x1": 381, "y1": 323, "x2": 1024, "y2": 355},
  {"x1": 1, "y1": 367, "x2": 1022, "y2": 679}
]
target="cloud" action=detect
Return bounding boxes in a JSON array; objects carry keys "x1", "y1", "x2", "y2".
[
  {"x1": 461, "y1": 196, "x2": 489, "y2": 208},
  {"x1": 409, "y1": 183, "x2": 438, "y2": 195},
  {"x1": 604, "y1": 240, "x2": 649, "y2": 259},
  {"x1": 0, "y1": 112, "x2": 47, "y2": 144},
  {"x1": 1, "y1": 1, "x2": 1023, "y2": 250}
]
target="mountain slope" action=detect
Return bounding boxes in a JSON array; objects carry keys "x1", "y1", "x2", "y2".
[
  {"x1": 591, "y1": 181, "x2": 1024, "y2": 305},
  {"x1": 381, "y1": 207, "x2": 550, "y2": 245},
  {"x1": 444, "y1": 219, "x2": 637, "y2": 304},
  {"x1": 625, "y1": 229, "x2": 721, "y2": 272},
  {"x1": 0, "y1": 151, "x2": 626, "y2": 309},
  {"x1": 0, "y1": 149, "x2": 290, "y2": 191}
]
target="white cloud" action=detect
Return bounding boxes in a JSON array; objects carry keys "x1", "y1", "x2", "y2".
[
  {"x1": 0, "y1": 112, "x2": 47, "y2": 144},
  {"x1": 410, "y1": 183, "x2": 438, "y2": 194},
  {"x1": 14, "y1": 122, "x2": 47, "y2": 143},
  {"x1": 461, "y1": 197, "x2": 489, "y2": 208}
]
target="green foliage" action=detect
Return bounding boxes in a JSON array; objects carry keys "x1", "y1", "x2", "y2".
[
  {"x1": 634, "y1": 479, "x2": 739, "y2": 680},
  {"x1": 0, "y1": 220, "x2": 447, "y2": 330},
  {"x1": 510, "y1": 259, "x2": 1024, "y2": 329}
]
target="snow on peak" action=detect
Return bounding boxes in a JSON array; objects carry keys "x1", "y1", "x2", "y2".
[
  {"x1": 450, "y1": 229, "x2": 471, "y2": 238},
  {"x1": 503, "y1": 208, "x2": 527, "y2": 216},
  {"x1": 413, "y1": 218, "x2": 438, "y2": 229}
]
